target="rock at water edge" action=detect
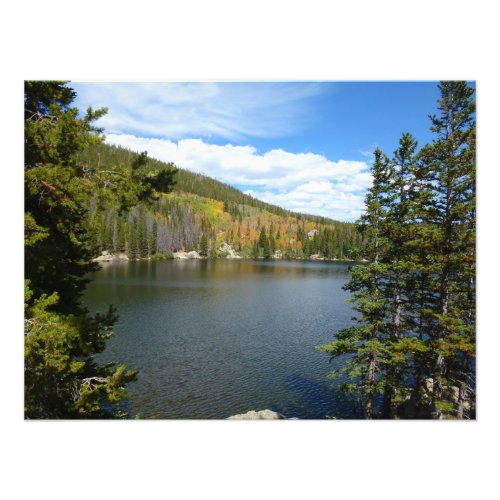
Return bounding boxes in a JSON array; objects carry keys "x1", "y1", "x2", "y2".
[
  {"x1": 227, "y1": 409, "x2": 285, "y2": 420},
  {"x1": 173, "y1": 251, "x2": 201, "y2": 259}
]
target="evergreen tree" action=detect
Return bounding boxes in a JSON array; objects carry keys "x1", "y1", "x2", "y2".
[
  {"x1": 24, "y1": 81, "x2": 174, "y2": 418},
  {"x1": 320, "y1": 148, "x2": 394, "y2": 418},
  {"x1": 25, "y1": 81, "x2": 105, "y2": 312},
  {"x1": 258, "y1": 227, "x2": 272, "y2": 259},
  {"x1": 363, "y1": 134, "x2": 420, "y2": 417},
  {"x1": 138, "y1": 209, "x2": 149, "y2": 258},
  {"x1": 151, "y1": 219, "x2": 158, "y2": 254},
  {"x1": 269, "y1": 232, "x2": 276, "y2": 255},
  {"x1": 416, "y1": 81, "x2": 476, "y2": 418},
  {"x1": 251, "y1": 239, "x2": 260, "y2": 258},
  {"x1": 320, "y1": 81, "x2": 475, "y2": 419},
  {"x1": 200, "y1": 233, "x2": 208, "y2": 256},
  {"x1": 258, "y1": 227, "x2": 267, "y2": 250}
]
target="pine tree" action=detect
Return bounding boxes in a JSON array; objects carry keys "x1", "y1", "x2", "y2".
[
  {"x1": 320, "y1": 148, "x2": 394, "y2": 418},
  {"x1": 320, "y1": 81, "x2": 475, "y2": 419},
  {"x1": 25, "y1": 81, "x2": 141, "y2": 418},
  {"x1": 151, "y1": 219, "x2": 158, "y2": 254},
  {"x1": 258, "y1": 227, "x2": 271, "y2": 259},
  {"x1": 200, "y1": 233, "x2": 208, "y2": 256},
  {"x1": 269, "y1": 232, "x2": 276, "y2": 255},
  {"x1": 417, "y1": 81, "x2": 476, "y2": 418},
  {"x1": 251, "y1": 239, "x2": 260, "y2": 258},
  {"x1": 25, "y1": 82, "x2": 106, "y2": 312},
  {"x1": 258, "y1": 227, "x2": 267, "y2": 251},
  {"x1": 138, "y1": 209, "x2": 149, "y2": 258},
  {"x1": 379, "y1": 133, "x2": 421, "y2": 418}
]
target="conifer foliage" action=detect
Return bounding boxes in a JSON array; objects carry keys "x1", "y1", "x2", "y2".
[
  {"x1": 24, "y1": 81, "x2": 176, "y2": 418},
  {"x1": 320, "y1": 81, "x2": 476, "y2": 419}
]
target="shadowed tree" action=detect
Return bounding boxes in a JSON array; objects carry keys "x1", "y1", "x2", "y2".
[{"x1": 24, "y1": 81, "x2": 175, "y2": 418}]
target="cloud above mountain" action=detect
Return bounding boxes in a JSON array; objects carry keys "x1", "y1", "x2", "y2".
[
  {"x1": 73, "y1": 82, "x2": 375, "y2": 221},
  {"x1": 104, "y1": 133, "x2": 371, "y2": 221}
]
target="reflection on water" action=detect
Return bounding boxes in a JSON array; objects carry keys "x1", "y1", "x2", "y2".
[{"x1": 84, "y1": 259, "x2": 358, "y2": 419}]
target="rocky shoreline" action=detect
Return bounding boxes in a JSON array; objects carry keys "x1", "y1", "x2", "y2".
[
  {"x1": 93, "y1": 251, "x2": 130, "y2": 262},
  {"x1": 93, "y1": 243, "x2": 245, "y2": 262},
  {"x1": 93, "y1": 245, "x2": 367, "y2": 264}
]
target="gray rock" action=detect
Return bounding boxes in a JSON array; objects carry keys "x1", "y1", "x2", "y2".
[
  {"x1": 93, "y1": 251, "x2": 129, "y2": 262},
  {"x1": 273, "y1": 249, "x2": 283, "y2": 259},
  {"x1": 93, "y1": 253, "x2": 113, "y2": 262},
  {"x1": 173, "y1": 251, "x2": 201, "y2": 259},
  {"x1": 219, "y1": 242, "x2": 241, "y2": 259},
  {"x1": 227, "y1": 409, "x2": 285, "y2": 420},
  {"x1": 424, "y1": 377, "x2": 434, "y2": 394}
]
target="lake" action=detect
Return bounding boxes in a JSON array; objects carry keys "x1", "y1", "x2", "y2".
[{"x1": 84, "y1": 259, "x2": 361, "y2": 419}]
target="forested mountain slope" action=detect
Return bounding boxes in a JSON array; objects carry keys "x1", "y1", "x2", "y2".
[{"x1": 77, "y1": 143, "x2": 364, "y2": 259}]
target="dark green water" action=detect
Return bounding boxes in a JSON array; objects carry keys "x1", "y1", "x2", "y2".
[{"x1": 84, "y1": 259, "x2": 359, "y2": 419}]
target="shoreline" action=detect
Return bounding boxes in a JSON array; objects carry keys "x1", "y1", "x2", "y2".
[{"x1": 93, "y1": 251, "x2": 368, "y2": 265}]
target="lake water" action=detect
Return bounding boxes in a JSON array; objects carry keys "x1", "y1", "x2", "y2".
[{"x1": 84, "y1": 259, "x2": 361, "y2": 419}]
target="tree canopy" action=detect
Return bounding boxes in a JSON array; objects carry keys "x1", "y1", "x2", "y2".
[
  {"x1": 24, "y1": 81, "x2": 176, "y2": 418},
  {"x1": 320, "y1": 81, "x2": 476, "y2": 419}
]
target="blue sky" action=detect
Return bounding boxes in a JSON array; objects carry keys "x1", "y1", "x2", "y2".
[{"x1": 72, "y1": 81, "x2": 455, "y2": 221}]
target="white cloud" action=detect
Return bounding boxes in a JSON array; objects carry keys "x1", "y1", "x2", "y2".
[
  {"x1": 246, "y1": 188, "x2": 366, "y2": 222},
  {"x1": 104, "y1": 133, "x2": 372, "y2": 221},
  {"x1": 72, "y1": 82, "x2": 323, "y2": 141},
  {"x1": 72, "y1": 82, "x2": 372, "y2": 220}
]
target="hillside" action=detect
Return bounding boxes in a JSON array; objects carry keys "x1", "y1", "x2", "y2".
[{"x1": 77, "y1": 143, "x2": 364, "y2": 259}]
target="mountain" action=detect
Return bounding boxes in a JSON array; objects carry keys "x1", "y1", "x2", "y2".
[{"x1": 77, "y1": 143, "x2": 364, "y2": 259}]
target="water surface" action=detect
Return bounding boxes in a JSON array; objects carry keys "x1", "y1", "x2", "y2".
[{"x1": 84, "y1": 259, "x2": 359, "y2": 418}]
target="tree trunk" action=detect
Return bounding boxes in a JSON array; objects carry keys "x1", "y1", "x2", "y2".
[
  {"x1": 431, "y1": 354, "x2": 445, "y2": 419},
  {"x1": 382, "y1": 273, "x2": 402, "y2": 419},
  {"x1": 394, "y1": 271, "x2": 402, "y2": 338},
  {"x1": 456, "y1": 381, "x2": 467, "y2": 419},
  {"x1": 365, "y1": 355, "x2": 376, "y2": 419}
]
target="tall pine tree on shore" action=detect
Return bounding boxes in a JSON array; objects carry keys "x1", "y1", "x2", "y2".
[
  {"x1": 319, "y1": 149, "x2": 393, "y2": 418},
  {"x1": 24, "y1": 81, "x2": 176, "y2": 418},
  {"x1": 320, "y1": 81, "x2": 475, "y2": 419},
  {"x1": 417, "y1": 81, "x2": 476, "y2": 418}
]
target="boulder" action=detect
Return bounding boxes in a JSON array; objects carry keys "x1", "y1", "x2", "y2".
[
  {"x1": 424, "y1": 377, "x2": 434, "y2": 394},
  {"x1": 227, "y1": 409, "x2": 285, "y2": 420},
  {"x1": 219, "y1": 242, "x2": 241, "y2": 259},
  {"x1": 93, "y1": 252, "x2": 113, "y2": 262},
  {"x1": 93, "y1": 251, "x2": 129, "y2": 262},
  {"x1": 173, "y1": 251, "x2": 188, "y2": 259},
  {"x1": 173, "y1": 251, "x2": 201, "y2": 259}
]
